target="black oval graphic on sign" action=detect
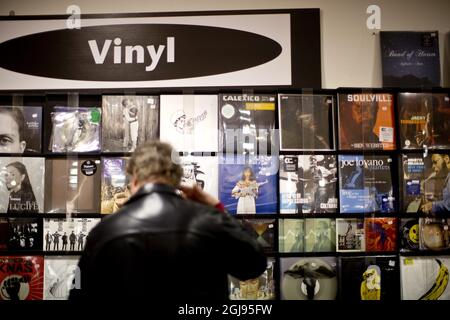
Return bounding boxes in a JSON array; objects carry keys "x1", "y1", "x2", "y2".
[{"x1": 0, "y1": 24, "x2": 282, "y2": 81}]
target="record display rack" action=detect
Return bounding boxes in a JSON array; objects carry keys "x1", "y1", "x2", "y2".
[{"x1": 1, "y1": 86, "x2": 449, "y2": 300}]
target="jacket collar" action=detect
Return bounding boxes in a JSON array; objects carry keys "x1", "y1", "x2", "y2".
[{"x1": 128, "y1": 183, "x2": 183, "y2": 203}]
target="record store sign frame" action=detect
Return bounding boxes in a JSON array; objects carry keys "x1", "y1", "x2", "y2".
[{"x1": 0, "y1": 9, "x2": 321, "y2": 90}]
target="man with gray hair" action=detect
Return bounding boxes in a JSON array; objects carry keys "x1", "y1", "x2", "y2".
[{"x1": 69, "y1": 140, "x2": 267, "y2": 301}]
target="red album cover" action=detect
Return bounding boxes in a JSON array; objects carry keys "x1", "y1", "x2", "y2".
[
  {"x1": 0, "y1": 256, "x2": 43, "y2": 300},
  {"x1": 364, "y1": 218, "x2": 397, "y2": 252}
]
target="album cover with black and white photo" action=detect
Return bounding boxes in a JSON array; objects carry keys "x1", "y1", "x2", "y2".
[
  {"x1": 279, "y1": 94, "x2": 335, "y2": 151},
  {"x1": 279, "y1": 155, "x2": 338, "y2": 214},
  {"x1": 43, "y1": 218, "x2": 100, "y2": 252},
  {"x1": 0, "y1": 157, "x2": 45, "y2": 214},
  {"x1": 0, "y1": 106, "x2": 42, "y2": 154},
  {"x1": 160, "y1": 95, "x2": 218, "y2": 152},
  {"x1": 44, "y1": 158, "x2": 101, "y2": 214},
  {"x1": 102, "y1": 96, "x2": 159, "y2": 152},
  {"x1": 219, "y1": 94, "x2": 276, "y2": 155},
  {"x1": 44, "y1": 256, "x2": 80, "y2": 300},
  {"x1": 7, "y1": 218, "x2": 42, "y2": 251},
  {"x1": 180, "y1": 155, "x2": 218, "y2": 199},
  {"x1": 336, "y1": 218, "x2": 365, "y2": 252}
]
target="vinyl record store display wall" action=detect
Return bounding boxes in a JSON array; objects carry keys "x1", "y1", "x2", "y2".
[{"x1": 0, "y1": 9, "x2": 449, "y2": 302}]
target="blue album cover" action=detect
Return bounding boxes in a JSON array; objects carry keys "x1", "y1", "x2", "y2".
[
  {"x1": 380, "y1": 31, "x2": 440, "y2": 87},
  {"x1": 219, "y1": 155, "x2": 278, "y2": 214},
  {"x1": 339, "y1": 155, "x2": 395, "y2": 213}
]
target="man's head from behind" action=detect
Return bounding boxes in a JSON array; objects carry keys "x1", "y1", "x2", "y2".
[{"x1": 127, "y1": 140, "x2": 183, "y2": 194}]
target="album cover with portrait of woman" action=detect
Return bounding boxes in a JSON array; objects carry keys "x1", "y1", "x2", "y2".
[
  {"x1": 102, "y1": 96, "x2": 159, "y2": 153},
  {"x1": 219, "y1": 155, "x2": 278, "y2": 214},
  {"x1": 278, "y1": 94, "x2": 335, "y2": 151},
  {"x1": 101, "y1": 157, "x2": 130, "y2": 214},
  {"x1": 159, "y1": 95, "x2": 218, "y2": 152},
  {"x1": 44, "y1": 158, "x2": 101, "y2": 214},
  {"x1": 0, "y1": 157, "x2": 45, "y2": 214},
  {"x1": 0, "y1": 106, "x2": 42, "y2": 154}
]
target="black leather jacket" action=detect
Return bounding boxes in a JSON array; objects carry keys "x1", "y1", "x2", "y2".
[{"x1": 69, "y1": 183, "x2": 267, "y2": 301}]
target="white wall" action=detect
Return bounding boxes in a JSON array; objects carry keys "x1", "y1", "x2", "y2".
[{"x1": 1, "y1": 0, "x2": 449, "y2": 88}]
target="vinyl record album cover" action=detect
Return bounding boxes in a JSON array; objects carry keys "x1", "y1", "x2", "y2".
[
  {"x1": 339, "y1": 256, "x2": 400, "y2": 300},
  {"x1": 0, "y1": 106, "x2": 42, "y2": 154},
  {"x1": 44, "y1": 256, "x2": 80, "y2": 300},
  {"x1": 336, "y1": 218, "x2": 365, "y2": 252},
  {"x1": 219, "y1": 94, "x2": 275, "y2": 154},
  {"x1": 419, "y1": 218, "x2": 450, "y2": 251},
  {"x1": 399, "y1": 93, "x2": 450, "y2": 149},
  {"x1": 338, "y1": 155, "x2": 395, "y2": 213},
  {"x1": 0, "y1": 218, "x2": 7, "y2": 250},
  {"x1": 180, "y1": 155, "x2": 218, "y2": 199},
  {"x1": 279, "y1": 94, "x2": 334, "y2": 151},
  {"x1": 281, "y1": 257, "x2": 337, "y2": 300},
  {"x1": 380, "y1": 31, "x2": 441, "y2": 87},
  {"x1": 279, "y1": 155, "x2": 338, "y2": 214},
  {"x1": 364, "y1": 217, "x2": 397, "y2": 252},
  {"x1": 401, "y1": 153, "x2": 450, "y2": 214},
  {"x1": 229, "y1": 258, "x2": 275, "y2": 300},
  {"x1": 7, "y1": 218, "x2": 42, "y2": 251},
  {"x1": 102, "y1": 95, "x2": 159, "y2": 152},
  {"x1": 160, "y1": 95, "x2": 218, "y2": 152},
  {"x1": 44, "y1": 158, "x2": 101, "y2": 214},
  {"x1": 241, "y1": 219, "x2": 275, "y2": 253},
  {"x1": 43, "y1": 218, "x2": 100, "y2": 252},
  {"x1": 400, "y1": 218, "x2": 420, "y2": 252},
  {"x1": 101, "y1": 157, "x2": 130, "y2": 214},
  {"x1": 50, "y1": 106, "x2": 101, "y2": 153},
  {"x1": 0, "y1": 157, "x2": 45, "y2": 214},
  {"x1": 400, "y1": 256, "x2": 450, "y2": 300},
  {"x1": 219, "y1": 155, "x2": 278, "y2": 214},
  {"x1": 304, "y1": 219, "x2": 336, "y2": 252},
  {"x1": 278, "y1": 219, "x2": 304, "y2": 253},
  {"x1": 0, "y1": 256, "x2": 43, "y2": 300},
  {"x1": 338, "y1": 93, "x2": 396, "y2": 150}
]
